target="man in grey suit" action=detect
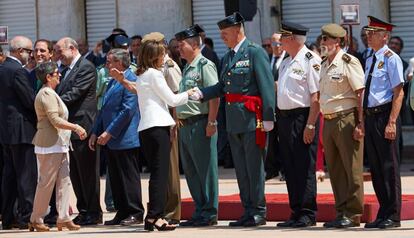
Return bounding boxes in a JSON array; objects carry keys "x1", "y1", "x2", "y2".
[{"x1": 54, "y1": 37, "x2": 102, "y2": 225}]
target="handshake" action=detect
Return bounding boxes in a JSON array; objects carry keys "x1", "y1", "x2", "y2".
[{"x1": 186, "y1": 87, "x2": 203, "y2": 101}]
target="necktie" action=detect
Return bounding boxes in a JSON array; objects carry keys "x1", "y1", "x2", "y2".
[
  {"x1": 363, "y1": 54, "x2": 377, "y2": 109},
  {"x1": 229, "y1": 50, "x2": 235, "y2": 62}
]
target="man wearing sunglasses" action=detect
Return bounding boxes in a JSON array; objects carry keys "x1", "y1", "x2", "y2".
[
  {"x1": 318, "y1": 23, "x2": 365, "y2": 229},
  {"x1": 0, "y1": 36, "x2": 37, "y2": 230},
  {"x1": 363, "y1": 16, "x2": 404, "y2": 229}
]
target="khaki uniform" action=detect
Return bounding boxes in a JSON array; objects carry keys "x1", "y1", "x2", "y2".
[
  {"x1": 161, "y1": 54, "x2": 182, "y2": 222},
  {"x1": 320, "y1": 50, "x2": 365, "y2": 220}
]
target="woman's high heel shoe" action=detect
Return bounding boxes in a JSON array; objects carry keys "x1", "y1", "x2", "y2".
[
  {"x1": 144, "y1": 218, "x2": 176, "y2": 231},
  {"x1": 28, "y1": 222, "x2": 50, "y2": 232},
  {"x1": 56, "y1": 221, "x2": 81, "y2": 231}
]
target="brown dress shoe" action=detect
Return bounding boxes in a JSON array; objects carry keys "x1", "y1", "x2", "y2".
[
  {"x1": 28, "y1": 222, "x2": 50, "y2": 232},
  {"x1": 57, "y1": 221, "x2": 81, "y2": 231}
]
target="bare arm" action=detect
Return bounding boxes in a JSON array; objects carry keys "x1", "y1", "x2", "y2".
[
  {"x1": 206, "y1": 98, "x2": 220, "y2": 137},
  {"x1": 303, "y1": 92, "x2": 320, "y2": 144},
  {"x1": 385, "y1": 84, "x2": 404, "y2": 140}
]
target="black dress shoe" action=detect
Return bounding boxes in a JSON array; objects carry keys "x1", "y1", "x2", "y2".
[
  {"x1": 180, "y1": 219, "x2": 197, "y2": 227},
  {"x1": 243, "y1": 216, "x2": 266, "y2": 227},
  {"x1": 229, "y1": 217, "x2": 249, "y2": 227},
  {"x1": 104, "y1": 216, "x2": 123, "y2": 225},
  {"x1": 265, "y1": 172, "x2": 278, "y2": 180},
  {"x1": 120, "y1": 215, "x2": 143, "y2": 226},
  {"x1": 334, "y1": 217, "x2": 359, "y2": 228},
  {"x1": 168, "y1": 219, "x2": 180, "y2": 225},
  {"x1": 364, "y1": 218, "x2": 383, "y2": 228},
  {"x1": 194, "y1": 219, "x2": 218, "y2": 227},
  {"x1": 73, "y1": 213, "x2": 86, "y2": 225},
  {"x1": 277, "y1": 219, "x2": 297, "y2": 227},
  {"x1": 78, "y1": 213, "x2": 103, "y2": 226},
  {"x1": 292, "y1": 216, "x2": 316, "y2": 228},
  {"x1": 378, "y1": 219, "x2": 401, "y2": 229}
]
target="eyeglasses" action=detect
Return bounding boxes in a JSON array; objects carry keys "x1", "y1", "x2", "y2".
[
  {"x1": 19, "y1": 47, "x2": 33, "y2": 54},
  {"x1": 272, "y1": 42, "x2": 282, "y2": 47}
]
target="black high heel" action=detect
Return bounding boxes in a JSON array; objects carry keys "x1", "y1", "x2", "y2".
[{"x1": 144, "y1": 218, "x2": 176, "y2": 231}]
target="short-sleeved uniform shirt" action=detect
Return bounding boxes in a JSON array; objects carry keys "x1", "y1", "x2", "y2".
[
  {"x1": 320, "y1": 50, "x2": 365, "y2": 114},
  {"x1": 277, "y1": 46, "x2": 321, "y2": 110},
  {"x1": 177, "y1": 53, "x2": 218, "y2": 119},
  {"x1": 365, "y1": 45, "x2": 404, "y2": 108}
]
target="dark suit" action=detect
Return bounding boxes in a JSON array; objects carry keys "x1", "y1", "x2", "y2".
[
  {"x1": 201, "y1": 46, "x2": 221, "y2": 74},
  {"x1": 0, "y1": 57, "x2": 37, "y2": 228},
  {"x1": 55, "y1": 55, "x2": 102, "y2": 221}
]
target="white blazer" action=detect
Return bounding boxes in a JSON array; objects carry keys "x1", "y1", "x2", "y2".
[{"x1": 136, "y1": 68, "x2": 188, "y2": 132}]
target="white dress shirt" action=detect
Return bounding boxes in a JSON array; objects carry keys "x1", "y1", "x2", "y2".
[
  {"x1": 277, "y1": 45, "x2": 321, "y2": 110},
  {"x1": 136, "y1": 68, "x2": 188, "y2": 132}
]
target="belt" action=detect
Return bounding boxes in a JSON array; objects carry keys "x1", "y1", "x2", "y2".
[
  {"x1": 178, "y1": 114, "x2": 207, "y2": 126},
  {"x1": 278, "y1": 107, "x2": 310, "y2": 117},
  {"x1": 323, "y1": 108, "x2": 356, "y2": 120},
  {"x1": 364, "y1": 103, "x2": 392, "y2": 116}
]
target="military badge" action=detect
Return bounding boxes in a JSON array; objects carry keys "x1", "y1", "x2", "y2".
[
  {"x1": 312, "y1": 64, "x2": 320, "y2": 71},
  {"x1": 342, "y1": 54, "x2": 351, "y2": 63},
  {"x1": 235, "y1": 60, "x2": 250, "y2": 68},
  {"x1": 377, "y1": 61, "x2": 384, "y2": 69},
  {"x1": 292, "y1": 68, "x2": 304, "y2": 75}
]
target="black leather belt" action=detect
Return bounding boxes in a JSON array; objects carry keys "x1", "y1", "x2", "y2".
[
  {"x1": 277, "y1": 107, "x2": 310, "y2": 117},
  {"x1": 178, "y1": 114, "x2": 207, "y2": 126},
  {"x1": 364, "y1": 103, "x2": 392, "y2": 116}
]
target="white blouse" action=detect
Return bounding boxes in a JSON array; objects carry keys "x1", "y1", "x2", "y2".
[{"x1": 136, "y1": 68, "x2": 188, "y2": 132}]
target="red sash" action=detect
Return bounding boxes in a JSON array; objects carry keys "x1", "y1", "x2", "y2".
[{"x1": 225, "y1": 94, "x2": 266, "y2": 148}]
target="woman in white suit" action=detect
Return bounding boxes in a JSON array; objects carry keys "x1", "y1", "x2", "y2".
[{"x1": 135, "y1": 40, "x2": 194, "y2": 231}]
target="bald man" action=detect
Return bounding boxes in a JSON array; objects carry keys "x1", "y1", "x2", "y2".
[
  {"x1": 0, "y1": 36, "x2": 37, "y2": 229},
  {"x1": 55, "y1": 37, "x2": 102, "y2": 226}
]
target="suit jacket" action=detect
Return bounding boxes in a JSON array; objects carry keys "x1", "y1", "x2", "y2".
[
  {"x1": 202, "y1": 46, "x2": 221, "y2": 74},
  {"x1": 92, "y1": 69, "x2": 140, "y2": 150},
  {"x1": 55, "y1": 56, "x2": 97, "y2": 140},
  {"x1": 0, "y1": 57, "x2": 36, "y2": 144},
  {"x1": 201, "y1": 39, "x2": 275, "y2": 134},
  {"x1": 32, "y1": 87, "x2": 71, "y2": 147}
]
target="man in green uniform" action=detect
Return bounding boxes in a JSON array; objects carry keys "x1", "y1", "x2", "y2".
[
  {"x1": 174, "y1": 25, "x2": 220, "y2": 227},
  {"x1": 191, "y1": 12, "x2": 275, "y2": 227}
]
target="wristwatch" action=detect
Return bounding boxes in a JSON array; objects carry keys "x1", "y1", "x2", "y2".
[
  {"x1": 306, "y1": 124, "x2": 315, "y2": 130},
  {"x1": 208, "y1": 120, "x2": 218, "y2": 126}
]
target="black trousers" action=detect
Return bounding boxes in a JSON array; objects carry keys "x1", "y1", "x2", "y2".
[
  {"x1": 265, "y1": 124, "x2": 283, "y2": 176},
  {"x1": 140, "y1": 127, "x2": 170, "y2": 219},
  {"x1": 70, "y1": 139, "x2": 101, "y2": 215},
  {"x1": 0, "y1": 144, "x2": 3, "y2": 216},
  {"x1": 277, "y1": 108, "x2": 318, "y2": 220},
  {"x1": 103, "y1": 147, "x2": 144, "y2": 219},
  {"x1": 1, "y1": 144, "x2": 37, "y2": 226},
  {"x1": 365, "y1": 110, "x2": 402, "y2": 221}
]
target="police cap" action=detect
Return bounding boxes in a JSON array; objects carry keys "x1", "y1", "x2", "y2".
[
  {"x1": 217, "y1": 12, "x2": 245, "y2": 30},
  {"x1": 279, "y1": 21, "x2": 309, "y2": 36}
]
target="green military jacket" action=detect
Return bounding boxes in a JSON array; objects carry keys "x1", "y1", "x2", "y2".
[
  {"x1": 177, "y1": 53, "x2": 218, "y2": 119},
  {"x1": 201, "y1": 39, "x2": 275, "y2": 134}
]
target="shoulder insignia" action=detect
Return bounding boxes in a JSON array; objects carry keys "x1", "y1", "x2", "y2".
[
  {"x1": 199, "y1": 58, "x2": 208, "y2": 65},
  {"x1": 305, "y1": 52, "x2": 313, "y2": 60},
  {"x1": 384, "y1": 50, "x2": 393, "y2": 58},
  {"x1": 342, "y1": 53, "x2": 351, "y2": 63},
  {"x1": 166, "y1": 59, "x2": 175, "y2": 67},
  {"x1": 312, "y1": 64, "x2": 320, "y2": 71}
]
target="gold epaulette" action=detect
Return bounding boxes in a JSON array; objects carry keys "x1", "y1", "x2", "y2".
[{"x1": 342, "y1": 53, "x2": 351, "y2": 63}]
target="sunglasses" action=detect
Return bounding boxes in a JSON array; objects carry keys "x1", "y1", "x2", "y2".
[
  {"x1": 272, "y1": 42, "x2": 282, "y2": 47},
  {"x1": 321, "y1": 35, "x2": 335, "y2": 42}
]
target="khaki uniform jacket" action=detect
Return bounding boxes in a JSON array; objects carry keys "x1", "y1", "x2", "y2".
[{"x1": 32, "y1": 87, "x2": 71, "y2": 147}]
